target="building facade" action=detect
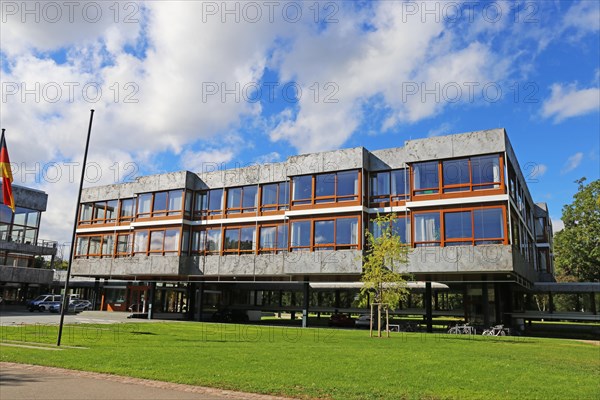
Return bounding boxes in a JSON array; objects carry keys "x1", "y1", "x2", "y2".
[
  {"x1": 0, "y1": 184, "x2": 58, "y2": 303},
  {"x1": 72, "y1": 129, "x2": 555, "y2": 326}
]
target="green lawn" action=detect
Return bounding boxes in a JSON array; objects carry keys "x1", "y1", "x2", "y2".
[{"x1": 1, "y1": 322, "x2": 599, "y2": 399}]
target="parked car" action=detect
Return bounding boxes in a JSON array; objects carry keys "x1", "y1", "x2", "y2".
[
  {"x1": 355, "y1": 314, "x2": 383, "y2": 329},
  {"x1": 69, "y1": 300, "x2": 92, "y2": 312},
  {"x1": 328, "y1": 313, "x2": 356, "y2": 327},
  {"x1": 38, "y1": 300, "x2": 62, "y2": 312},
  {"x1": 27, "y1": 295, "x2": 61, "y2": 312}
]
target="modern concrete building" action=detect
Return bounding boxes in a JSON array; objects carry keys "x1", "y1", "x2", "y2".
[
  {"x1": 0, "y1": 184, "x2": 58, "y2": 303},
  {"x1": 72, "y1": 128, "x2": 560, "y2": 327}
]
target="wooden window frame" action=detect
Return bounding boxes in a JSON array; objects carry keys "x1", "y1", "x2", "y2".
[
  {"x1": 223, "y1": 225, "x2": 257, "y2": 255},
  {"x1": 289, "y1": 215, "x2": 361, "y2": 252},
  {"x1": 74, "y1": 233, "x2": 116, "y2": 258},
  {"x1": 118, "y1": 198, "x2": 135, "y2": 224},
  {"x1": 291, "y1": 170, "x2": 362, "y2": 209},
  {"x1": 412, "y1": 205, "x2": 508, "y2": 248},
  {"x1": 194, "y1": 189, "x2": 224, "y2": 219},
  {"x1": 260, "y1": 182, "x2": 290, "y2": 213},
  {"x1": 368, "y1": 214, "x2": 411, "y2": 244},
  {"x1": 226, "y1": 185, "x2": 258, "y2": 216},
  {"x1": 132, "y1": 227, "x2": 182, "y2": 256},
  {"x1": 136, "y1": 190, "x2": 184, "y2": 220},
  {"x1": 369, "y1": 169, "x2": 410, "y2": 207},
  {"x1": 258, "y1": 223, "x2": 288, "y2": 254}
]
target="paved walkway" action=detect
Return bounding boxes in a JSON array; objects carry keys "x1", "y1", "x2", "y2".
[{"x1": 0, "y1": 363, "x2": 292, "y2": 400}]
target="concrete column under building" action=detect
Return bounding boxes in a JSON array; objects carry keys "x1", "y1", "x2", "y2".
[
  {"x1": 187, "y1": 283, "x2": 197, "y2": 321},
  {"x1": 92, "y1": 278, "x2": 100, "y2": 310},
  {"x1": 147, "y1": 282, "x2": 156, "y2": 320},
  {"x1": 425, "y1": 281, "x2": 433, "y2": 333},
  {"x1": 302, "y1": 280, "x2": 309, "y2": 328},
  {"x1": 197, "y1": 282, "x2": 205, "y2": 321},
  {"x1": 591, "y1": 293, "x2": 597, "y2": 315},
  {"x1": 482, "y1": 279, "x2": 490, "y2": 327}
]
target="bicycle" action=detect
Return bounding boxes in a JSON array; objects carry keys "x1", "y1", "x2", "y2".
[
  {"x1": 447, "y1": 323, "x2": 475, "y2": 335},
  {"x1": 482, "y1": 325, "x2": 507, "y2": 336}
]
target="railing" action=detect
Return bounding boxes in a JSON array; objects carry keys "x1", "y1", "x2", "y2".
[{"x1": 0, "y1": 233, "x2": 57, "y2": 248}]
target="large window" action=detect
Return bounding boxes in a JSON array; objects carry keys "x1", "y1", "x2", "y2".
[
  {"x1": 370, "y1": 216, "x2": 410, "y2": 244},
  {"x1": 133, "y1": 228, "x2": 180, "y2": 256},
  {"x1": 370, "y1": 169, "x2": 408, "y2": 204},
  {"x1": 1, "y1": 206, "x2": 40, "y2": 244},
  {"x1": 136, "y1": 190, "x2": 183, "y2": 218},
  {"x1": 290, "y1": 220, "x2": 311, "y2": 250},
  {"x1": 224, "y1": 226, "x2": 256, "y2": 254},
  {"x1": 292, "y1": 170, "x2": 359, "y2": 206},
  {"x1": 116, "y1": 234, "x2": 132, "y2": 256},
  {"x1": 414, "y1": 212, "x2": 441, "y2": 246},
  {"x1": 194, "y1": 189, "x2": 224, "y2": 217},
  {"x1": 119, "y1": 199, "x2": 135, "y2": 222},
  {"x1": 192, "y1": 228, "x2": 222, "y2": 254},
  {"x1": 259, "y1": 224, "x2": 288, "y2": 253},
  {"x1": 79, "y1": 201, "x2": 118, "y2": 224},
  {"x1": 442, "y1": 159, "x2": 470, "y2": 192},
  {"x1": 75, "y1": 234, "x2": 115, "y2": 258},
  {"x1": 227, "y1": 185, "x2": 258, "y2": 214},
  {"x1": 415, "y1": 207, "x2": 505, "y2": 248},
  {"x1": 413, "y1": 162, "x2": 439, "y2": 195},
  {"x1": 291, "y1": 217, "x2": 359, "y2": 251},
  {"x1": 471, "y1": 155, "x2": 501, "y2": 189},
  {"x1": 261, "y1": 182, "x2": 289, "y2": 212}
]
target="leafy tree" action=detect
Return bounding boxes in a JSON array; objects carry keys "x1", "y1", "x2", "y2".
[
  {"x1": 360, "y1": 213, "x2": 411, "y2": 337},
  {"x1": 554, "y1": 178, "x2": 600, "y2": 282}
]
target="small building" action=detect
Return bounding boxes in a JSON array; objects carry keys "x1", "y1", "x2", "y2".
[{"x1": 0, "y1": 184, "x2": 58, "y2": 303}]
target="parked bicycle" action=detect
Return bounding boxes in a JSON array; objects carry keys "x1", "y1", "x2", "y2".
[
  {"x1": 447, "y1": 323, "x2": 476, "y2": 335},
  {"x1": 482, "y1": 325, "x2": 508, "y2": 336}
]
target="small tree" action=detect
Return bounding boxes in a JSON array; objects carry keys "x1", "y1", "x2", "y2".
[{"x1": 360, "y1": 213, "x2": 411, "y2": 337}]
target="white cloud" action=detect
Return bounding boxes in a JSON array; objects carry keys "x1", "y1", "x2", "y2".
[
  {"x1": 542, "y1": 83, "x2": 600, "y2": 122},
  {"x1": 253, "y1": 152, "x2": 281, "y2": 164},
  {"x1": 562, "y1": 1, "x2": 600, "y2": 37},
  {"x1": 427, "y1": 122, "x2": 453, "y2": 137},
  {"x1": 561, "y1": 152, "x2": 584, "y2": 174},
  {"x1": 529, "y1": 164, "x2": 548, "y2": 180},
  {"x1": 180, "y1": 149, "x2": 235, "y2": 174},
  {"x1": 551, "y1": 218, "x2": 565, "y2": 233}
]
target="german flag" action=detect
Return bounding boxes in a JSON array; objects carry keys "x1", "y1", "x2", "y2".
[{"x1": 0, "y1": 129, "x2": 15, "y2": 213}]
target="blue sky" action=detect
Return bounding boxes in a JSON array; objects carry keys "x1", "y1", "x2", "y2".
[{"x1": 0, "y1": 0, "x2": 598, "y2": 246}]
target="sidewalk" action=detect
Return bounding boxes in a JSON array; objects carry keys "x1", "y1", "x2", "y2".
[{"x1": 0, "y1": 363, "x2": 292, "y2": 400}]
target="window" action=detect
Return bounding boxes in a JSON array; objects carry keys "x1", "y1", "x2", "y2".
[
  {"x1": 290, "y1": 220, "x2": 311, "y2": 250},
  {"x1": 293, "y1": 170, "x2": 359, "y2": 206},
  {"x1": 261, "y1": 182, "x2": 289, "y2": 211},
  {"x1": 471, "y1": 155, "x2": 500, "y2": 189},
  {"x1": 76, "y1": 236, "x2": 89, "y2": 257},
  {"x1": 370, "y1": 170, "x2": 408, "y2": 203},
  {"x1": 370, "y1": 216, "x2": 410, "y2": 244},
  {"x1": 335, "y1": 217, "x2": 359, "y2": 248},
  {"x1": 442, "y1": 159, "x2": 470, "y2": 192},
  {"x1": 207, "y1": 189, "x2": 223, "y2": 216},
  {"x1": 473, "y1": 208, "x2": 504, "y2": 244},
  {"x1": 119, "y1": 199, "x2": 135, "y2": 222},
  {"x1": 227, "y1": 185, "x2": 258, "y2": 214},
  {"x1": 259, "y1": 224, "x2": 288, "y2": 253},
  {"x1": 192, "y1": 228, "x2": 222, "y2": 254},
  {"x1": 224, "y1": 226, "x2": 256, "y2": 254},
  {"x1": 2, "y1": 206, "x2": 41, "y2": 244},
  {"x1": 75, "y1": 234, "x2": 115, "y2": 258},
  {"x1": 134, "y1": 231, "x2": 148, "y2": 254},
  {"x1": 116, "y1": 234, "x2": 132, "y2": 256},
  {"x1": 314, "y1": 220, "x2": 335, "y2": 249},
  {"x1": 444, "y1": 211, "x2": 472, "y2": 245},
  {"x1": 292, "y1": 175, "x2": 312, "y2": 205},
  {"x1": 413, "y1": 162, "x2": 439, "y2": 195},
  {"x1": 137, "y1": 194, "x2": 152, "y2": 217},
  {"x1": 101, "y1": 234, "x2": 114, "y2": 256},
  {"x1": 414, "y1": 212, "x2": 441, "y2": 246},
  {"x1": 79, "y1": 201, "x2": 118, "y2": 224}
]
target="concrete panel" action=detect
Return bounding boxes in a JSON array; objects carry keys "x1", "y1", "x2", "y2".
[
  {"x1": 12, "y1": 185, "x2": 48, "y2": 211},
  {"x1": 202, "y1": 255, "x2": 220, "y2": 276},
  {"x1": 369, "y1": 147, "x2": 408, "y2": 170},
  {"x1": 219, "y1": 254, "x2": 255, "y2": 275},
  {"x1": 286, "y1": 147, "x2": 364, "y2": 176},
  {"x1": 320, "y1": 250, "x2": 362, "y2": 274},
  {"x1": 0, "y1": 241, "x2": 57, "y2": 256},
  {"x1": 407, "y1": 245, "x2": 514, "y2": 274},
  {"x1": 0, "y1": 266, "x2": 53, "y2": 284},
  {"x1": 254, "y1": 253, "x2": 285, "y2": 275},
  {"x1": 284, "y1": 251, "x2": 321, "y2": 274},
  {"x1": 404, "y1": 129, "x2": 506, "y2": 162}
]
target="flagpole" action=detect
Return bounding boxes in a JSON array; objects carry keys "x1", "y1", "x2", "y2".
[{"x1": 57, "y1": 109, "x2": 95, "y2": 346}]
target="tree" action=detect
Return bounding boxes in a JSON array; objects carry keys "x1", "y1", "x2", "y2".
[
  {"x1": 554, "y1": 178, "x2": 600, "y2": 282},
  {"x1": 360, "y1": 213, "x2": 411, "y2": 337}
]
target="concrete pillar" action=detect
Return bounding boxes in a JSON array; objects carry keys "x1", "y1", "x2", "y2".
[
  {"x1": 92, "y1": 278, "x2": 100, "y2": 310},
  {"x1": 187, "y1": 283, "x2": 196, "y2": 321},
  {"x1": 549, "y1": 292, "x2": 554, "y2": 314},
  {"x1": 494, "y1": 283, "x2": 502, "y2": 325},
  {"x1": 147, "y1": 282, "x2": 156, "y2": 320},
  {"x1": 482, "y1": 280, "x2": 490, "y2": 327},
  {"x1": 591, "y1": 293, "x2": 597, "y2": 315},
  {"x1": 197, "y1": 282, "x2": 205, "y2": 321},
  {"x1": 334, "y1": 290, "x2": 340, "y2": 310},
  {"x1": 425, "y1": 281, "x2": 433, "y2": 333},
  {"x1": 302, "y1": 280, "x2": 309, "y2": 328}
]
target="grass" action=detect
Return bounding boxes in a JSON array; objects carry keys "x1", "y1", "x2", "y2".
[{"x1": 1, "y1": 322, "x2": 599, "y2": 399}]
